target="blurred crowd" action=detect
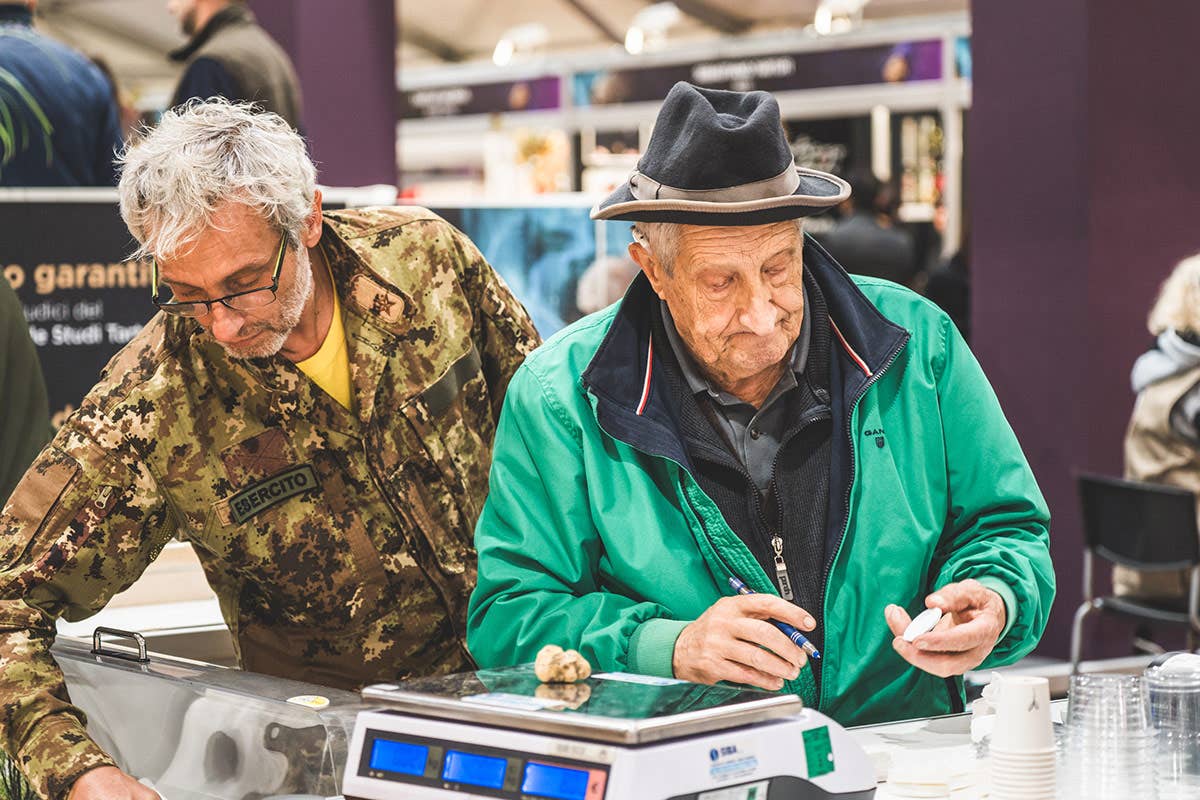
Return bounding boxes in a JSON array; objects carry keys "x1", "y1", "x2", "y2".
[{"x1": 0, "y1": 0, "x2": 301, "y2": 187}]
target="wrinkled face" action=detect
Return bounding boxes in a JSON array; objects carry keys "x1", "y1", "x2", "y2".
[
  {"x1": 166, "y1": 0, "x2": 200, "y2": 36},
  {"x1": 646, "y1": 221, "x2": 805, "y2": 386},
  {"x1": 156, "y1": 203, "x2": 313, "y2": 360}
]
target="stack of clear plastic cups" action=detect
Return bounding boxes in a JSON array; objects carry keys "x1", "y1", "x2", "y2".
[
  {"x1": 1146, "y1": 661, "x2": 1200, "y2": 800},
  {"x1": 1059, "y1": 673, "x2": 1155, "y2": 800},
  {"x1": 989, "y1": 675, "x2": 1056, "y2": 800}
]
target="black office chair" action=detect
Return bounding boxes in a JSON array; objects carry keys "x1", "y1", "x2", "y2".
[{"x1": 1071, "y1": 473, "x2": 1200, "y2": 674}]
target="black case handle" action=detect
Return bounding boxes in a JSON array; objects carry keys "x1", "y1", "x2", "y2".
[{"x1": 91, "y1": 627, "x2": 150, "y2": 664}]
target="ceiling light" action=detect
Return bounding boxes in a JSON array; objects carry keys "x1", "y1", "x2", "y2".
[
  {"x1": 626, "y1": 2, "x2": 681, "y2": 55},
  {"x1": 624, "y1": 26, "x2": 644, "y2": 56},
  {"x1": 492, "y1": 23, "x2": 549, "y2": 66},
  {"x1": 813, "y1": 0, "x2": 870, "y2": 36},
  {"x1": 493, "y1": 38, "x2": 514, "y2": 66}
]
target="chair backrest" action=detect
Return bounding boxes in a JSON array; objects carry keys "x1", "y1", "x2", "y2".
[{"x1": 1077, "y1": 473, "x2": 1200, "y2": 570}]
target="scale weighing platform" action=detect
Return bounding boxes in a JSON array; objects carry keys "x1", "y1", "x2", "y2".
[{"x1": 343, "y1": 666, "x2": 876, "y2": 800}]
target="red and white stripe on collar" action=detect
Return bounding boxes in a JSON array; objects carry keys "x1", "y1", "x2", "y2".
[
  {"x1": 830, "y1": 318, "x2": 872, "y2": 377},
  {"x1": 635, "y1": 316, "x2": 871, "y2": 417},
  {"x1": 636, "y1": 337, "x2": 654, "y2": 416}
]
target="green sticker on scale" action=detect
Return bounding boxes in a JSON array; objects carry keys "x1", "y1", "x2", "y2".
[{"x1": 802, "y1": 725, "x2": 835, "y2": 777}]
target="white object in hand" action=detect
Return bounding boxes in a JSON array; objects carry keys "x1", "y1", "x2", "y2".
[
  {"x1": 902, "y1": 607, "x2": 944, "y2": 642},
  {"x1": 1161, "y1": 652, "x2": 1200, "y2": 674}
]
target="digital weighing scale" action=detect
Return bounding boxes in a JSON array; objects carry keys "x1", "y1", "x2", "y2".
[{"x1": 343, "y1": 666, "x2": 876, "y2": 800}]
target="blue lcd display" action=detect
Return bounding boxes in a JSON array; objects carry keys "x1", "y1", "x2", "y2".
[
  {"x1": 442, "y1": 750, "x2": 508, "y2": 788},
  {"x1": 522, "y1": 762, "x2": 591, "y2": 800},
  {"x1": 369, "y1": 739, "x2": 429, "y2": 775}
]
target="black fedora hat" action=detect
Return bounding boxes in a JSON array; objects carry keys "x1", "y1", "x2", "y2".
[{"x1": 591, "y1": 82, "x2": 849, "y2": 226}]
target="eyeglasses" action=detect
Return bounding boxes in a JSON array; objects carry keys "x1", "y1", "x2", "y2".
[{"x1": 151, "y1": 232, "x2": 287, "y2": 317}]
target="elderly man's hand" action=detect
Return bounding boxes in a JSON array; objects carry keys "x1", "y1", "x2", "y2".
[
  {"x1": 885, "y1": 579, "x2": 1007, "y2": 678},
  {"x1": 673, "y1": 595, "x2": 811, "y2": 690}
]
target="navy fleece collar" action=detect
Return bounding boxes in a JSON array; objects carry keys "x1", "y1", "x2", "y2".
[{"x1": 583, "y1": 234, "x2": 908, "y2": 429}]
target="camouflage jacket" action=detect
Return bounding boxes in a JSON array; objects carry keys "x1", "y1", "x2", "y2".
[{"x1": 0, "y1": 207, "x2": 540, "y2": 799}]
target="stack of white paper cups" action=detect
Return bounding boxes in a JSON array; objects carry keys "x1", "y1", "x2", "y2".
[{"x1": 988, "y1": 675, "x2": 1056, "y2": 800}]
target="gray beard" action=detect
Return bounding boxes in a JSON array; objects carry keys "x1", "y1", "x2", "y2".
[{"x1": 222, "y1": 246, "x2": 315, "y2": 360}]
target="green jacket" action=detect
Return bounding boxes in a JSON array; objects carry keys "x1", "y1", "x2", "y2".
[{"x1": 468, "y1": 239, "x2": 1054, "y2": 726}]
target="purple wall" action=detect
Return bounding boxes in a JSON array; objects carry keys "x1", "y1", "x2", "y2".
[
  {"x1": 251, "y1": 0, "x2": 397, "y2": 186},
  {"x1": 973, "y1": 1, "x2": 1200, "y2": 658}
]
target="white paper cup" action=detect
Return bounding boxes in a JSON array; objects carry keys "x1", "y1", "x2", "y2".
[
  {"x1": 991, "y1": 675, "x2": 1054, "y2": 752},
  {"x1": 988, "y1": 767, "x2": 1056, "y2": 777},
  {"x1": 990, "y1": 746, "x2": 1057, "y2": 759}
]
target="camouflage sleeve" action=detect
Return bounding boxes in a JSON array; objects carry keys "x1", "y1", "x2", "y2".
[
  {"x1": 444, "y1": 224, "x2": 542, "y2": 417},
  {"x1": 0, "y1": 405, "x2": 176, "y2": 800}
]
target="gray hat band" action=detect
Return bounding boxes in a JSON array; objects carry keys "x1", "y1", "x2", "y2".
[{"x1": 628, "y1": 163, "x2": 801, "y2": 203}]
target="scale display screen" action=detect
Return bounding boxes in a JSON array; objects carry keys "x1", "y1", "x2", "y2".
[
  {"x1": 442, "y1": 750, "x2": 508, "y2": 788},
  {"x1": 522, "y1": 762, "x2": 591, "y2": 800},
  {"x1": 369, "y1": 740, "x2": 429, "y2": 775}
]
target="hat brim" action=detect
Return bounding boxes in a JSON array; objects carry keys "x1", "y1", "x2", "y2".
[{"x1": 590, "y1": 167, "x2": 850, "y2": 225}]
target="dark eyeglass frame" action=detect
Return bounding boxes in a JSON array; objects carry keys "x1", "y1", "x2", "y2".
[{"x1": 151, "y1": 232, "x2": 288, "y2": 317}]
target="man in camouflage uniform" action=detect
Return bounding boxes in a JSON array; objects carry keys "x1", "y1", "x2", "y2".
[{"x1": 0, "y1": 101, "x2": 539, "y2": 799}]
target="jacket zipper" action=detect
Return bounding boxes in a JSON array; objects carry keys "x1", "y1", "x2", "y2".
[
  {"x1": 763, "y1": 410, "x2": 830, "y2": 600},
  {"x1": 817, "y1": 333, "x2": 909, "y2": 707}
]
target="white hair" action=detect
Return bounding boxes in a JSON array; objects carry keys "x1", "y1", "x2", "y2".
[
  {"x1": 117, "y1": 98, "x2": 316, "y2": 260},
  {"x1": 632, "y1": 219, "x2": 804, "y2": 274}
]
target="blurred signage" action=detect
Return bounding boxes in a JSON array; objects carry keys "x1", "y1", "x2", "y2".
[
  {"x1": 573, "y1": 40, "x2": 943, "y2": 106},
  {"x1": 1, "y1": 200, "x2": 152, "y2": 423},
  {"x1": 399, "y1": 76, "x2": 562, "y2": 119}
]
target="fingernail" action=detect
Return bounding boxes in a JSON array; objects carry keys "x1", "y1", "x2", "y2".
[
  {"x1": 804, "y1": 617, "x2": 816, "y2": 629},
  {"x1": 929, "y1": 595, "x2": 945, "y2": 607}
]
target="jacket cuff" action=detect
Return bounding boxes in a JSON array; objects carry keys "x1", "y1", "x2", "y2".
[
  {"x1": 627, "y1": 618, "x2": 690, "y2": 677},
  {"x1": 973, "y1": 576, "x2": 1018, "y2": 643},
  {"x1": 18, "y1": 715, "x2": 117, "y2": 800}
]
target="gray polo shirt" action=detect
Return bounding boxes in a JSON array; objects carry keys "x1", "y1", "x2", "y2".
[{"x1": 660, "y1": 286, "x2": 812, "y2": 492}]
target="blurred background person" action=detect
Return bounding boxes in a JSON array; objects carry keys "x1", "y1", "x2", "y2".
[
  {"x1": 88, "y1": 55, "x2": 142, "y2": 143},
  {"x1": 0, "y1": 276, "x2": 52, "y2": 504},
  {"x1": 574, "y1": 254, "x2": 640, "y2": 317},
  {"x1": 0, "y1": 0, "x2": 121, "y2": 186},
  {"x1": 166, "y1": 0, "x2": 302, "y2": 130},
  {"x1": 1118, "y1": 253, "x2": 1200, "y2": 613},
  {"x1": 924, "y1": 233, "x2": 970, "y2": 341},
  {"x1": 816, "y1": 168, "x2": 918, "y2": 286}
]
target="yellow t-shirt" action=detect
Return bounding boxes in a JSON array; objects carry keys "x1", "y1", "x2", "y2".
[{"x1": 296, "y1": 282, "x2": 353, "y2": 411}]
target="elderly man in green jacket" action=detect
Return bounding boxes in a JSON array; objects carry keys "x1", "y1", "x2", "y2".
[{"x1": 468, "y1": 82, "x2": 1054, "y2": 726}]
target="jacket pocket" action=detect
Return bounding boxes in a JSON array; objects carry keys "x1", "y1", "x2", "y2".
[
  {"x1": 1, "y1": 445, "x2": 123, "y2": 597},
  {"x1": 198, "y1": 454, "x2": 388, "y2": 625},
  {"x1": 420, "y1": 344, "x2": 482, "y2": 417}
]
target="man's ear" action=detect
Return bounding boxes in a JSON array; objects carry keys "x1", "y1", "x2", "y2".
[
  {"x1": 628, "y1": 241, "x2": 666, "y2": 299},
  {"x1": 302, "y1": 189, "x2": 324, "y2": 247}
]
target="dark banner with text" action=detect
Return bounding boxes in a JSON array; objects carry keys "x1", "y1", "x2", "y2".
[{"x1": 2, "y1": 201, "x2": 152, "y2": 423}]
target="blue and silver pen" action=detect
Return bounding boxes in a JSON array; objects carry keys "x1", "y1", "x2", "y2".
[{"x1": 728, "y1": 576, "x2": 821, "y2": 660}]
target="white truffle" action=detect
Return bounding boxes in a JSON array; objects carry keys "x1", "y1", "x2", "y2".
[{"x1": 534, "y1": 644, "x2": 592, "y2": 683}]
